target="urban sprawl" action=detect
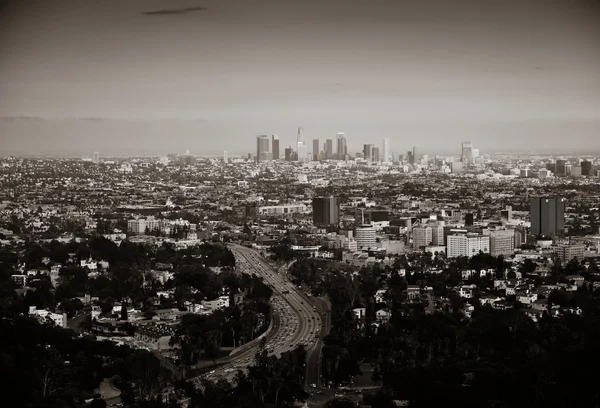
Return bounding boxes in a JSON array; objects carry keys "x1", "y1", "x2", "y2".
[{"x1": 2, "y1": 136, "x2": 600, "y2": 408}]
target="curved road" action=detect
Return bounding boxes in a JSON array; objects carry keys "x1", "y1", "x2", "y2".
[{"x1": 193, "y1": 244, "x2": 323, "y2": 388}]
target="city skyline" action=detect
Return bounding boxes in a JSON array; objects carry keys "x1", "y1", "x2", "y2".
[{"x1": 1, "y1": 0, "x2": 600, "y2": 156}]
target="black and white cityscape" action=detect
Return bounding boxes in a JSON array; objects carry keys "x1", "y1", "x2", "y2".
[{"x1": 1, "y1": 1, "x2": 600, "y2": 408}]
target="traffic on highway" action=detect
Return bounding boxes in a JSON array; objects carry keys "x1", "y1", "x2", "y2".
[{"x1": 192, "y1": 244, "x2": 323, "y2": 387}]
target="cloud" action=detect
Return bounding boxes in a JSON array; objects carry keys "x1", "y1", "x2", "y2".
[{"x1": 141, "y1": 7, "x2": 207, "y2": 16}]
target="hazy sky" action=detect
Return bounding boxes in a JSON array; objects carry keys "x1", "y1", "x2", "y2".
[{"x1": 1, "y1": 0, "x2": 600, "y2": 156}]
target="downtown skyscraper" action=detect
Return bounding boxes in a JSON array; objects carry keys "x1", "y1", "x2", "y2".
[
  {"x1": 336, "y1": 133, "x2": 347, "y2": 160},
  {"x1": 461, "y1": 141, "x2": 474, "y2": 164},
  {"x1": 325, "y1": 139, "x2": 334, "y2": 160},
  {"x1": 312, "y1": 139, "x2": 320, "y2": 161},
  {"x1": 271, "y1": 135, "x2": 280, "y2": 160},
  {"x1": 381, "y1": 138, "x2": 389, "y2": 163},
  {"x1": 296, "y1": 127, "x2": 307, "y2": 162},
  {"x1": 256, "y1": 135, "x2": 272, "y2": 162}
]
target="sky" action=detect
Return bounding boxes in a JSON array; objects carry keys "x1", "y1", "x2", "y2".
[{"x1": 1, "y1": 0, "x2": 599, "y2": 156}]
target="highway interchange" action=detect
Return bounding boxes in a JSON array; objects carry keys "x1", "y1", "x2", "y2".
[{"x1": 193, "y1": 244, "x2": 326, "y2": 388}]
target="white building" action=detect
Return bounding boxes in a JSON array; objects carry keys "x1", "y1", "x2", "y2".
[
  {"x1": 29, "y1": 306, "x2": 67, "y2": 328},
  {"x1": 355, "y1": 224, "x2": 376, "y2": 249},
  {"x1": 413, "y1": 226, "x2": 432, "y2": 249},
  {"x1": 257, "y1": 204, "x2": 307, "y2": 217},
  {"x1": 381, "y1": 138, "x2": 389, "y2": 163},
  {"x1": 447, "y1": 234, "x2": 490, "y2": 258}
]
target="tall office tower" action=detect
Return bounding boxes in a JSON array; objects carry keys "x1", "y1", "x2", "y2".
[
  {"x1": 431, "y1": 224, "x2": 444, "y2": 246},
  {"x1": 312, "y1": 139, "x2": 320, "y2": 161},
  {"x1": 92, "y1": 152, "x2": 100, "y2": 164},
  {"x1": 355, "y1": 224, "x2": 377, "y2": 249},
  {"x1": 372, "y1": 147, "x2": 380, "y2": 162},
  {"x1": 412, "y1": 146, "x2": 419, "y2": 164},
  {"x1": 312, "y1": 196, "x2": 340, "y2": 226},
  {"x1": 297, "y1": 143, "x2": 307, "y2": 162},
  {"x1": 364, "y1": 144, "x2": 374, "y2": 161},
  {"x1": 406, "y1": 151, "x2": 413, "y2": 164},
  {"x1": 284, "y1": 147, "x2": 293, "y2": 161},
  {"x1": 570, "y1": 166, "x2": 582, "y2": 176},
  {"x1": 272, "y1": 135, "x2": 280, "y2": 160},
  {"x1": 465, "y1": 213, "x2": 474, "y2": 226},
  {"x1": 325, "y1": 139, "x2": 334, "y2": 159},
  {"x1": 391, "y1": 152, "x2": 399, "y2": 163},
  {"x1": 223, "y1": 151, "x2": 228, "y2": 163},
  {"x1": 530, "y1": 196, "x2": 565, "y2": 237},
  {"x1": 248, "y1": 153, "x2": 252, "y2": 160},
  {"x1": 461, "y1": 141, "x2": 474, "y2": 164},
  {"x1": 447, "y1": 234, "x2": 490, "y2": 258},
  {"x1": 413, "y1": 226, "x2": 432, "y2": 249},
  {"x1": 421, "y1": 154, "x2": 429, "y2": 165},
  {"x1": 336, "y1": 133, "x2": 347, "y2": 160},
  {"x1": 500, "y1": 206, "x2": 513, "y2": 225},
  {"x1": 488, "y1": 229, "x2": 515, "y2": 257},
  {"x1": 296, "y1": 127, "x2": 308, "y2": 162},
  {"x1": 256, "y1": 135, "x2": 272, "y2": 162},
  {"x1": 582, "y1": 160, "x2": 592, "y2": 176},
  {"x1": 472, "y1": 148, "x2": 480, "y2": 161},
  {"x1": 381, "y1": 138, "x2": 389, "y2": 163},
  {"x1": 555, "y1": 159, "x2": 567, "y2": 176}
]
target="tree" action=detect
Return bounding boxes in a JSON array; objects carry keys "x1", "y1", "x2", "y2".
[{"x1": 126, "y1": 349, "x2": 167, "y2": 402}]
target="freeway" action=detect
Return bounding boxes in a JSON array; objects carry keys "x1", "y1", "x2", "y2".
[{"x1": 193, "y1": 244, "x2": 323, "y2": 387}]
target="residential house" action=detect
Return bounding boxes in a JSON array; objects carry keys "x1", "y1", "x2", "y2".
[
  {"x1": 376, "y1": 309, "x2": 391, "y2": 323},
  {"x1": 459, "y1": 285, "x2": 475, "y2": 299}
]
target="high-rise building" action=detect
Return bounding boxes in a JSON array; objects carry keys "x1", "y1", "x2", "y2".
[
  {"x1": 412, "y1": 146, "x2": 418, "y2": 164},
  {"x1": 272, "y1": 135, "x2": 280, "y2": 160},
  {"x1": 465, "y1": 213, "x2": 474, "y2": 226},
  {"x1": 555, "y1": 159, "x2": 567, "y2": 176},
  {"x1": 296, "y1": 127, "x2": 308, "y2": 162},
  {"x1": 570, "y1": 166, "x2": 582, "y2": 176},
  {"x1": 461, "y1": 141, "x2": 474, "y2": 164},
  {"x1": 413, "y1": 226, "x2": 432, "y2": 249},
  {"x1": 406, "y1": 151, "x2": 413, "y2": 164},
  {"x1": 223, "y1": 151, "x2": 228, "y2": 163},
  {"x1": 312, "y1": 196, "x2": 340, "y2": 226},
  {"x1": 381, "y1": 138, "x2": 389, "y2": 163},
  {"x1": 447, "y1": 234, "x2": 490, "y2": 258},
  {"x1": 284, "y1": 147, "x2": 293, "y2": 161},
  {"x1": 325, "y1": 139, "x2": 334, "y2": 160},
  {"x1": 486, "y1": 229, "x2": 515, "y2": 257},
  {"x1": 256, "y1": 135, "x2": 272, "y2": 162},
  {"x1": 431, "y1": 224, "x2": 444, "y2": 246},
  {"x1": 582, "y1": 160, "x2": 592, "y2": 176},
  {"x1": 372, "y1": 147, "x2": 380, "y2": 162},
  {"x1": 355, "y1": 224, "x2": 377, "y2": 249},
  {"x1": 500, "y1": 206, "x2": 513, "y2": 225},
  {"x1": 530, "y1": 196, "x2": 565, "y2": 237},
  {"x1": 336, "y1": 133, "x2": 347, "y2": 160},
  {"x1": 555, "y1": 243, "x2": 585, "y2": 262},
  {"x1": 92, "y1": 152, "x2": 100, "y2": 164},
  {"x1": 364, "y1": 144, "x2": 374, "y2": 162},
  {"x1": 312, "y1": 139, "x2": 320, "y2": 161},
  {"x1": 297, "y1": 143, "x2": 307, "y2": 162}
]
